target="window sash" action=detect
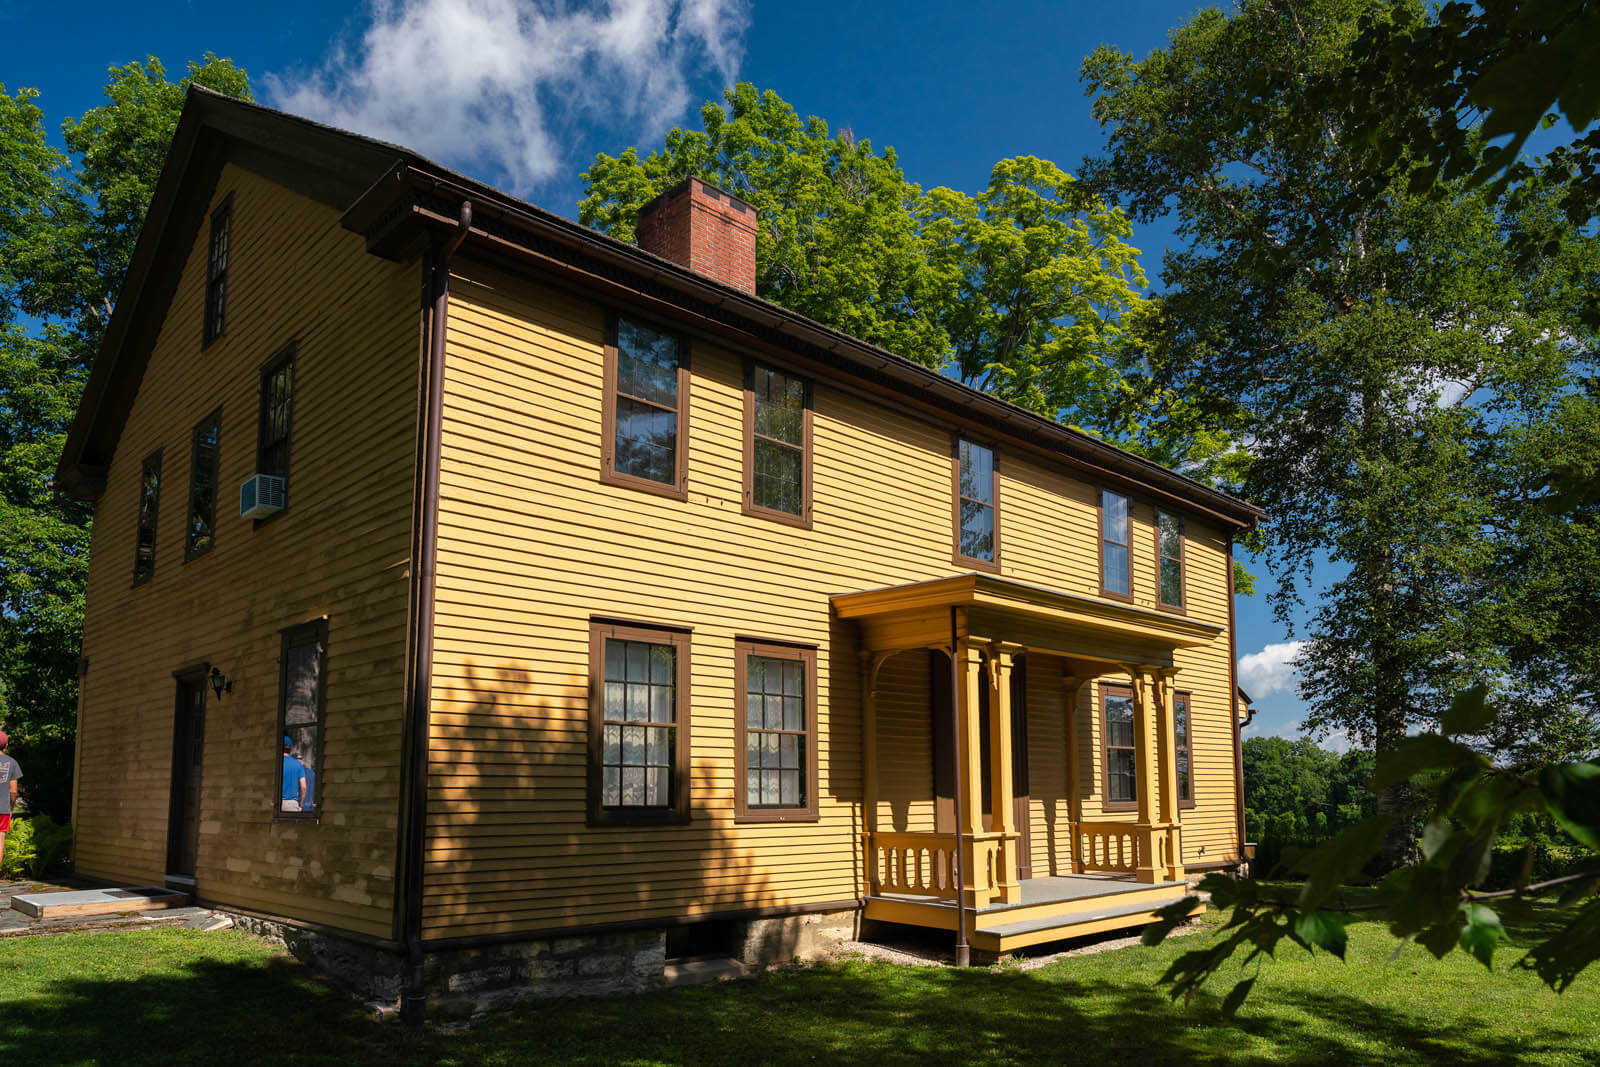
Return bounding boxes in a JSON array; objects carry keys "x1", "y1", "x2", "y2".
[
  {"x1": 204, "y1": 204, "x2": 230, "y2": 345},
  {"x1": 1101, "y1": 685, "x2": 1137, "y2": 807},
  {"x1": 955, "y1": 439, "x2": 998, "y2": 566},
  {"x1": 606, "y1": 315, "x2": 687, "y2": 494},
  {"x1": 747, "y1": 362, "x2": 810, "y2": 520},
  {"x1": 133, "y1": 451, "x2": 161, "y2": 585},
  {"x1": 588, "y1": 621, "x2": 691, "y2": 825},
  {"x1": 735, "y1": 640, "x2": 818, "y2": 822},
  {"x1": 1174, "y1": 691, "x2": 1193, "y2": 806},
  {"x1": 257, "y1": 347, "x2": 294, "y2": 503},
  {"x1": 187, "y1": 410, "x2": 220, "y2": 560},
  {"x1": 1100, "y1": 490, "x2": 1131, "y2": 598},
  {"x1": 1156, "y1": 510, "x2": 1184, "y2": 609}
]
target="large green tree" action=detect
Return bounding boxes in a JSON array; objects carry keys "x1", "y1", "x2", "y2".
[
  {"x1": 0, "y1": 56, "x2": 250, "y2": 819},
  {"x1": 1082, "y1": 0, "x2": 1598, "y2": 869},
  {"x1": 579, "y1": 83, "x2": 1153, "y2": 433}
]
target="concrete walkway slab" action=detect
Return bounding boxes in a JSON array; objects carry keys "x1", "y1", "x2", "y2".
[{"x1": 11, "y1": 886, "x2": 190, "y2": 919}]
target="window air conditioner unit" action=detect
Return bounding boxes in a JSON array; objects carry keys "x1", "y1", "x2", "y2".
[{"x1": 240, "y1": 474, "x2": 286, "y2": 518}]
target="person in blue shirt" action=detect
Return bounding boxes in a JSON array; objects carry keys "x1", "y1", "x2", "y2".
[{"x1": 281, "y1": 736, "x2": 307, "y2": 812}]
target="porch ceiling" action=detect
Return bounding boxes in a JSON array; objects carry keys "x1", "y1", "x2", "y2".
[{"x1": 831, "y1": 573, "x2": 1223, "y2": 667}]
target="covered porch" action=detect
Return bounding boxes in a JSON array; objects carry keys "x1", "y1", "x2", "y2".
[{"x1": 833, "y1": 574, "x2": 1223, "y2": 955}]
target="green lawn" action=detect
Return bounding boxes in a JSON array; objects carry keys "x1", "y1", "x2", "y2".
[{"x1": 2, "y1": 901, "x2": 1597, "y2": 1066}]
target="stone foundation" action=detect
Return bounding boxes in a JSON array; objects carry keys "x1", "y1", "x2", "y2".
[{"x1": 224, "y1": 906, "x2": 860, "y2": 1019}]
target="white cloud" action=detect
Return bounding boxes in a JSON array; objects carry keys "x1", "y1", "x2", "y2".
[
  {"x1": 1237, "y1": 640, "x2": 1309, "y2": 700},
  {"x1": 264, "y1": 0, "x2": 750, "y2": 195}
]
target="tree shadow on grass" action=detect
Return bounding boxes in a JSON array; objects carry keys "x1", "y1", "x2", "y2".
[{"x1": 0, "y1": 951, "x2": 419, "y2": 1066}]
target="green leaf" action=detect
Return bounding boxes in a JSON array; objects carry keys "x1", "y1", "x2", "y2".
[
  {"x1": 1458, "y1": 902, "x2": 1505, "y2": 969},
  {"x1": 1440, "y1": 684, "x2": 1493, "y2": 737},
  {"x1": 1293, "y1": 910, "x2": 1349, "y2": 959},
  {"x1": 1292, "y1": 815, "x2": 1393, "y2": 907},
  {"x1": 1220, "y1": 977, "x2": 1256, "y2": 1021},
  {"x1": 1372, "y1": 735, "x2": 1482, "y2": 790},
  {"x1": 1540, "y1": 763, "x2": 1600, "y2": 851}
]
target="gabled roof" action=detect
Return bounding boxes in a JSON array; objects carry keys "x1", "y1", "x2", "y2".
[{"x1": 58, "y1": 87, "x2": 1265, "y2": 532}]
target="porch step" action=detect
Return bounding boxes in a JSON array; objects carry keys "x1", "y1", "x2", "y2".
[
  {"x1": 9, "y1": 886, "x2": 191, "y2": 920},
  {"x1": 972, "y1": 895, "x2": 1198, "y2": 953}
]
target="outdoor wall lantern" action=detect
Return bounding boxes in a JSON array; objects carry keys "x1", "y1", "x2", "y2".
[{"x1": 209, "y1": 666, "x2": 233, "y2": 699}]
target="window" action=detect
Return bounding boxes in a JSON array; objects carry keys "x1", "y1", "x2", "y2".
[
  {"x1": 602, "y1": 315, "x2": 688, "y2": 497},
  {"x1": 743, "y1": 363, "x2": 811, "y2": 525},
  {"x1": 1101, "y1": 684, "x2": 1136, "y2": 809},
  {"x1": 954, "y1": 438, "x2": 999, "y2": 569},
  {"x1": 588, "y1": 620, "x2": 691, "y2": 825},
  {"x1": 203, "y1": 200, "x2": 231, "y2": 346},
  {"x1": 1174, "y1": 690, "x2": 1194, "y2": 809},
  {"x1": 276, "y1": 619, "x2": 327, "y2": 819},
  {"x1": 1156, "y1": 509, "x2": 1185, "y2": 611},
  {"x1": 257, "y1": 345, "x2": 294, "y2": 507},
  {"x1": 186, "y1": 409, "x2": 220, "y2": 560},
  {"x1": 1099, "y1": 489, "x2": 1131, "y2": 600},
  {"x1": 735, "y1": 640, "x2": 819, "y2": 822},
  {"x1": 132, "y1": 451, "x2": 162, "y2": 585}
]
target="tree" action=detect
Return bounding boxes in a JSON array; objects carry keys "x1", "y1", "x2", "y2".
[
  {"x1": 579, "y1": 83, "x2": 1155, "y2": 433},
  {"x1": 1081, "y1": 0, "x2": 1598, "y2": 869},
  {"x1": 0, "y1": 56, "x2": 251, "y2": 819}
]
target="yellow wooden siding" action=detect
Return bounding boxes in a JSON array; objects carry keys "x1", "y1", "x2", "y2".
[
  {"x1": 873, "y1": 649, "x2": 937, "y2": 833},
  {"x1": 422, "y1": 263, "x2": 1241, "y2": 938},
  {"x1": 73, "y1": 164, "x2": 417, "y2": 939},
  {"x1": 1022, "y1": 654, "x2": 1075, "y2": 877}
]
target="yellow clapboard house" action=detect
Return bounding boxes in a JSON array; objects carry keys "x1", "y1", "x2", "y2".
[{"x1": 56, "y1": 88, "x2": 1263, "y2": 1014}]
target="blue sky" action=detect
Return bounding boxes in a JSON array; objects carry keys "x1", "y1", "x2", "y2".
[{"x1": 3, "y1": 0, "x2": 1317, "y2": 741}]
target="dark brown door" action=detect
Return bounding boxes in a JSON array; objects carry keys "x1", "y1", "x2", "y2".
[
  {"x1": 931, "y1": 650, "x2": 1033, "y2": 880},
  {"x1": 1011, "y1": 655, "x2": 1031, "y2": 880},
  {"x1": 167, "y1": 673, "x2": 206, "y2": 878}
]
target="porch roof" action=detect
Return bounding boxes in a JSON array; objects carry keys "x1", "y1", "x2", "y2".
[{"x1": 831, "y1": 573, "x2": 1223, "y2": 667}]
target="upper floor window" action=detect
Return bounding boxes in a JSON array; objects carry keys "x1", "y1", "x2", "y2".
[
  {"x1": 186, "y1": 409, "x2": 220, "y2": 560},
  {"x1": 1174, "y1": 690, "x2": 1194, "y2": 808},
  {"x1": 258, "y1": 345, "x2": 294, "y2": 507},
  {"x1": 588, "y1": 619, "x2": 691, "y2": 825},
  {"x1": 1100, "y1": 489, "x2": 1131, "y2": 599},
  {"x1": 133, "y1": 451, "x2": 162, "y2": 585},
  {"x1": 735, "y1": 640, "x2": 819, "y2": 822},
  {"x1": 1101, "y1": 683, "x2": 1136, "y2": 809},
  {"x1": 744, "y1": 363, "x2": 811, "y2": 525},
  {"x1": 277, "y1": 618, "x2": 327, "y2": 819},
  {"x1": 203, "y1": 201, "x2": 231, "y2": 346},
  {"x1": 955, "y1": 439, "x2": 998, "y2": 568},
  {"x1": 1156, "y1": 509, "x2": 1184, "y2": 611},
  {"x1": 603, "y1": 315, "x2": 688, "y2": 498}
]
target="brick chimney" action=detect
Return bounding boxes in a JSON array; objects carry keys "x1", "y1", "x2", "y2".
[{"x1": 635, "y1": 177, "x2": 758, "y2": 295}]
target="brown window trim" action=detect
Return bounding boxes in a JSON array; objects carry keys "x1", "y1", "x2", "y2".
[
  {"x1": 734, "y1": 639, "x2": 820, "y2": 824},
  {"x1": 1155, "y1": 508, "x2": 1187, "y2": 614},
  {"x1": 274, "y1": 617, "x2": 328, "y2": 824},
  {"x1": 951, "y1": 436, "x2": 1001, "y2": 573},
  {"x1": 255, "y1": 343, "x2": 295, "y2": 527},
  {"x1": 1100, "y1": 682, "x2": 1137, "y2": 812},
  {"x1": 600, "y1": 312, "x2": 691, "y2": 501},
  {"x1": 1175, "y1": 689, "x2": 1196, "y2": 811},
  {"x1": 1097, "y1": 488, "x2": 1133, "y2": 603},
  {"x1": 202, "y1": 196, "x2": 232, "y2": 349},
  {"x1": 741, "y1": 359, "x2": 813, "y2": 529},
  {"x1": 132, "y1": 449, "x2": 162, "y2": 587},
  {"x1": 185, "y1": 407, "x2": 222, "y2": 562},
  {"x1": 587, "y1": 619, "x2": 693, "y2": 826}
]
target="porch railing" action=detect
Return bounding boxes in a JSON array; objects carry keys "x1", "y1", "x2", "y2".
[
  {"x1": 867, "y1": 830, "x2": 1009, "y2": 901},
  {"x1": 1075, "y1": 821, "x2": 1180, "y2": 878}
]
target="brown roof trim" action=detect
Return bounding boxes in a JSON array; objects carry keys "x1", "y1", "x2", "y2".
[{"x1": 59, "y1": 87, "x2": 1266, "y2": 531}]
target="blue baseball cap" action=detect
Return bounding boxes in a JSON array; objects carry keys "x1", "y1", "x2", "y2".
[{"x1": 284, "y1": 735, "x2": 293, "y2": 746}]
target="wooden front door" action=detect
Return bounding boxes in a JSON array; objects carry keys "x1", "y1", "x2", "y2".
[{"x1": 166, "y1": 672, "x2": 206, "y2": 878}]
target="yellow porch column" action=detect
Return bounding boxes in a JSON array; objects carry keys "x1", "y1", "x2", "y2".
[
  {"x1": 1129, "y1": 667, "x2": 1162, "y2": 883},
  {"x1": 955, "y1": 640, "x2": 993, "y2": 908},
  {"x1": 988, "y1": 643, "x2": 1023, "y2": 904},
  {"x1": 1155, "y1": 669, "x2": 1185, "y2": 883}
]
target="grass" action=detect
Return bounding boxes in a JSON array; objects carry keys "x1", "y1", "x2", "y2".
[{"x1": 2, "y1": 899, "x2": 1597, "y2": 1066}]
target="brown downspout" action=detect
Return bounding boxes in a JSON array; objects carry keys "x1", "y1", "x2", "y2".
[
  {"x1": 950, "y1": 606, "x2": 970, "y2": 967},
  {"x1": 1226, "y1": 538, "x2": 1247, "y2": 868},
  {"x1": 399, "y1": 200, "x2": 471, "y2": 1024}
]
